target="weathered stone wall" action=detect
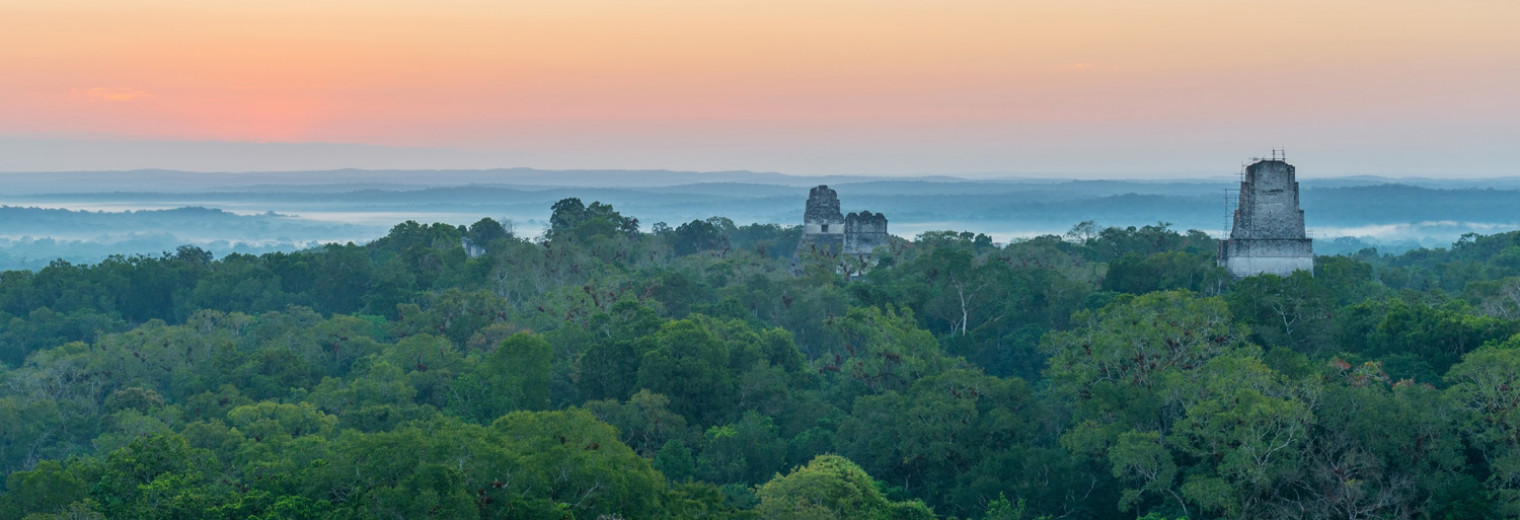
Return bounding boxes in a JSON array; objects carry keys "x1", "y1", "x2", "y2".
[
  {"x1": 1231, "y1": 160, "x2": 1306, "y2": 240},
  {"x1": 1219, "y1": 159, "x2": 1314, "y2": 277},
  {"x1": 796, "y1": 185, "x2": 889, "y2": 257},
  {"x1": 1219, "y1": 238, "x2": 1313, "y2": 277},
  {"x1": 1219, "y1": 237, "x2": 1312, "y2": 257},
  {"x1": 799, "y1": 185, "x2": 846, "y2": 252},
  {"x1": 844, "y1": 211, "x2": 888, "y2": 255},
  {"x1": 804, "y1": 185, "x2": 844, "y2": 224}
]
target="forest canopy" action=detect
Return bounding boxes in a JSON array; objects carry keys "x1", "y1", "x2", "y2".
[{"x1": 5, "y1": 200, "x2": 1520, "y2": 519}]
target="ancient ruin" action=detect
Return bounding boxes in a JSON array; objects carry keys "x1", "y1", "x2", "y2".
[
  {"x1": 844, "y1": 211, "x2": 888, "y2": 254},
  {"x1": 798, "y1": 185, "x2": 887, "y2": 256},
  {"x1": 1218, "y1": 157, "x2": 1314, "y2": 277}
]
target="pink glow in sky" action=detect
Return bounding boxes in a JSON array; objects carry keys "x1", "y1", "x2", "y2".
[{"x1": 1, "y1": 0, "x2": 1517, "y2": 176}]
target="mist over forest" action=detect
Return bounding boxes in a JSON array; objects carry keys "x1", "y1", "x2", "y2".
[
  {"x1": 2, "y1": 169, "x2": 1518, "y2": 271},
  {"x1": 8, "y1": 177, "x2": 1520, "y2": 519},
  {"x1": 9, "y1": 0, "x2": 1520, "y2": 516}
]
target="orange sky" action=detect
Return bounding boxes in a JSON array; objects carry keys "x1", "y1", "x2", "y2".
[{"x1": 2, "y1": 0, "x2": 1517, "y2": 175}]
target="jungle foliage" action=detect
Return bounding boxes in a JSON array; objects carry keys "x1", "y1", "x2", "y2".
[{"x1": 4, "y1": 202, "x2": 1520, "y2": 520}]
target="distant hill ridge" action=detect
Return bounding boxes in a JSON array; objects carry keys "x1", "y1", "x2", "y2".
[{"x1": 8, "y1": 168, "x2": 1520, "y2": 194}]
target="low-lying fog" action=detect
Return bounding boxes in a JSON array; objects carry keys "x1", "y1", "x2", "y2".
[{"x1": 2, "y1": 169, "x2": 1517, "y2": 270}]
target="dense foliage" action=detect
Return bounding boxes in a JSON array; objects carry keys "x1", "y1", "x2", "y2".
[{"x1": 4, "y1": 201, "x2": 1520, "y2": 519}]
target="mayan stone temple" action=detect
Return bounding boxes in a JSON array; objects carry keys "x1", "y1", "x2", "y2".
[
  {"x1": 798, "y1": 185, "x2": 887, "y2": 256},
  {"x1": 1218, "y1": 155, "x2": 1314, "y2": 278}
]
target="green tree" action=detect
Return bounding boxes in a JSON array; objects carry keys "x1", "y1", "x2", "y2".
[
  {"x1": 1226, "y1": 271, "x2": 1334, "y2": 356},
  {"x1": 695, "y1": 411, "x2": 786, "y2": 485},
  {"x1": 654, "y1": 439, "x2": 697, "y2": 483},
  {"x1": 1103, "y1": 251, "x2": 1226, "y2": 295},
  {"x1": 450, "y1": 333, "x2": 553, "y2": 423},
  {"x1": 754, "y1": 455, "x2": 932, "y2": 520},
  {"x1": 636, "y1": 319, "x2": 738, "y2": 424},
  {"x1": 1044, "y1": 291, "x2": 1248, "y2": 517},
  {"x1": 822, "y1": 306, "x2": 949, "y2": 397},
  {"x1": 673, "y1": 219, "x2": 729, "y2": 256},
  {"x1": 1447, "y1": 343, "x2": 1520, "y2": 516},
  {"x1": 1, "y1": 460, "x2": 88, "y2": 518},
  {"x1": 1045, "y1": 291, "x2": 1239, "y2": 428},
  {"x1": 834, "y1": 369, "x2": 1040, "y2": 517},
  {"x1": 548, "y1": 198, "x2": 639, "y2": 240},
  {"x1": 492, "y1": 409, "x2": 667, "y2": 517},
  {"x1": 585, "y1": 389, "x2": 690, "y2": 457},
  {"x1": 466, "y1": 217, "x2": 513, "y2": 247}
]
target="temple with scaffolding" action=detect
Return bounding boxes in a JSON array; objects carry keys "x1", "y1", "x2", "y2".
[{"x1": 1218, "y1": 151, "x2": 1314, "y2": 278}]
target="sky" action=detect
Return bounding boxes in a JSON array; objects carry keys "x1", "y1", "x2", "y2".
[{"x1": 1, "y1": 0, "x2": 1517, "y2": 177}]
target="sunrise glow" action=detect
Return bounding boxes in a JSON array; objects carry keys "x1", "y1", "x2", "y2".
[{"x1": 2, "y1": 0, "x2": 1517, "y2": 174}]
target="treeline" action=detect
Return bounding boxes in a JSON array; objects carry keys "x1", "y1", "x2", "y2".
[
  {"x1": 0, "y1": 206, "x2": 369, "y2": 271},
  {"x1": 5, "y1": 200, "x2": 1520, "y2": 519}
]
